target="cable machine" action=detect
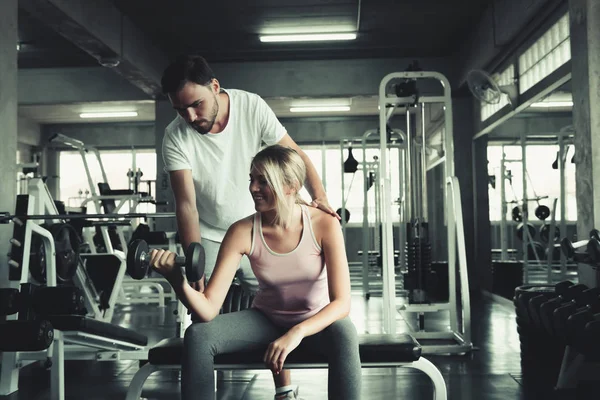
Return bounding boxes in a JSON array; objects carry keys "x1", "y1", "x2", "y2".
[{"x1": 378, "y1": 71, "x2": 473, "y2": 354}]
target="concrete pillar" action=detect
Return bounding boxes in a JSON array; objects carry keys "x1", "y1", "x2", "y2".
[
  {"x1": 569, "y1": 0, "x2": 600, "y2": 287},
  {"x1": 452, "y1": 97, "x2": 479, "y2": 293},
  {"x1": 472, "y1": 135, "x2": 492, "y2": 292},
  {"x1": 154, "y1": 99, "x2": 177, "y2": 232},
  {"x1": 0, "y1": 0, "x2": 18, "y2": 288},
  {"x1": 44, "y1": 148, "x2": 61, "y2": 201}
]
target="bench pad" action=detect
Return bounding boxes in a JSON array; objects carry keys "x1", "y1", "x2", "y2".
[
  {"x1": 48, "y1": 315, "x2": 148, "y2": 346},
  {"x1": 148, "y1": 333, "x2": 421, "y2": 365}
]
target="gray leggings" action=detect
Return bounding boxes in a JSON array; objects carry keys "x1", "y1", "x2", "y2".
[{"x1": 182, "y1": 309, "x2": 362, "y2": 399}]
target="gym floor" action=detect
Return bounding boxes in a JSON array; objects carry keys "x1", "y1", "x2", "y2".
[{"x1": 14, "y1": 289, "x2": 593, "y2": 400}]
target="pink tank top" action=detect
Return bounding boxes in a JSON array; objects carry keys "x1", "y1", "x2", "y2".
[{"x1": 249, "y1": 205, "x2": 329, "y2": 328}]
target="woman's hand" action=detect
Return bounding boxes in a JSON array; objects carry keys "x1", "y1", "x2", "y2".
[
  {"x1": 263, "y1": 328, "x2": 304, "y2": 375},
  {"x1": 149, "y1": 248, "x2": 182, "y2": 282}
]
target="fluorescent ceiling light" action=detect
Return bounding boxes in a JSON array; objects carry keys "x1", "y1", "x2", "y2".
[
  {"x1": 290, "y1": 106, "x2": 351, "y2": 113},
  {"x1": 260, "y1": 33, "x2": 357, "y2": 43},
  {"x1": 79, "y1": 111, "x2": 138, "y2": 119},
  {"x1": 530, "y1": 101, "x2": 573, "y2": 108},
  {"x1": 291, "y1": 98, "x2": 352, "y2": 108}
]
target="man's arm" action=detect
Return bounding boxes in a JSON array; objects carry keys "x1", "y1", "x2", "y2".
[
  {"x1": 169, "y1": 169, "x2": 201, "y2": 250},
  {"x1": 276, "y1": 133, "x2": 339, "y2": 219}
]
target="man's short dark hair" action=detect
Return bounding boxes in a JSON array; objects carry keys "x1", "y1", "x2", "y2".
[{"x1": 161, "y1": 55, "x2": 216, "y2": 95}]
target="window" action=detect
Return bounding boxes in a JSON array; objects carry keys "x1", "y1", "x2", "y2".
[
  {"x1": 59, "y1": 149, "x2": 157, "y2": 213},
  {"x1": 487, "y1": 144, "x2": 576, "y2": 221},
  {"x1": 519, "y1": 13, "x2": 571, "y2": 93}
]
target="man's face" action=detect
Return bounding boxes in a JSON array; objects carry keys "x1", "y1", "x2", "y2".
[{"x1": 169, "y1": 81, "x2": 219, "y2": 134}]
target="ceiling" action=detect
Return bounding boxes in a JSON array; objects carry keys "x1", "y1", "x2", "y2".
[
  {"x1": 110, "y1": 0, "x2": 492, "y2": 62},
  {"x1": 18, "y1": 0, "x2": 494, "y2": 67},
  {"x1": 16, "y1": 0, "x2": 497, "y2": 123}
]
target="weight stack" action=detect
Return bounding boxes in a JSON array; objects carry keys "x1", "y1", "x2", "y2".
[
  {"x1": 403, "y1": 238, "x2": 433, "y2": 304},
  {"x1": 514, "y1": 285, "x2": 565, "y2": 389}
]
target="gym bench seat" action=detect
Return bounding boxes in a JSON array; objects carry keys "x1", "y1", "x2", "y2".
[
  {"x1": 48, "y1": 315, "x2": 148, "y2": 349},
  {"x1": 5, "y1": 316, "x2": 149, "y2": 400},
  {"x1": 126, "y1": 333, "x2": 447, "y2": 400}
]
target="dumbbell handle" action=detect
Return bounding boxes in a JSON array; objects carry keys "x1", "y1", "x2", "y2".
[
  {"x1": 561, "y1": 238, "x2": 588, "y2": 258},
  {"x1": 174, "y1": 256, "x2": 186, "y2": 266},
  {"x1": 152, "y1": 246, "x2": 204, "y2": 281},
  {"x1": 571, "y1": 240, "x2": 589, "y2": 249},
  {"x1": 128, "y1": 239, "x2": 204, "y2": 281}
]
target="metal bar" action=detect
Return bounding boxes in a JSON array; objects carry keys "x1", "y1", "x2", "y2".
[
  {"x1": 379, "y1": 76, "x2": 396, "y2": 334},
  {"x1": 50, "y1": 331, "x2": 65, "y2": 400},
  {"x1": 559, "y1": 135, "x2": 567, "y2": 280},
  {"x1": 406, "y1": 109, "x2": 413, "y2": 220},
  {"x1": 92, "y1": 148, "x2": 108, "y2": 185},
  {"x1": 362, "y1": 134, "x2": 370, "y2": 298},
  {"x1": 1, "y1": 212, "x2": 177, "y2": 222},
  {"x1": 500, "y1": 152, "x2": 508, "y2": 260},
  {"x1": 447, "y1": 177, "x2": 472, "y2": 345},
  {"x1": 383, "y1": 96, "x2": 447, "y2": 104},
  {"x1": 521, "y1": 133, "x2": 529, "y2": 283},
  {"x1": 420, "y1": 102, "x2": 428, "y2": 220}
]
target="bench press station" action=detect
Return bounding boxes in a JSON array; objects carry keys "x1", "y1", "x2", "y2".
[{"x1": 0, "y1": 190, "x2": 149, "y2": 400}]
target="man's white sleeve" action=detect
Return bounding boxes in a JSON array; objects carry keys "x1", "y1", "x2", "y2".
[{"x1": 162, "y1": 133, "x2": 191, "y2": 172}]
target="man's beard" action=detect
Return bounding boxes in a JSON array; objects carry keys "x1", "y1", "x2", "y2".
[{"x1": 191, "y1": 95, "x2": 219, "y2": 135}]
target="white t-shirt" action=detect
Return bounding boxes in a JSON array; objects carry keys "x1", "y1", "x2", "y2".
[{"x1": 162, "y1": 89, "x2": 287, "y2": 242}]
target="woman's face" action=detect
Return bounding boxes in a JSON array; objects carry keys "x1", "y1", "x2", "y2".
[{"x1": 249, "y1": 168, "x2": 276, "y2": 212}]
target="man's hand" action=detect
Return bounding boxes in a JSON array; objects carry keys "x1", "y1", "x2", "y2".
[
  {"x1": 263, "y1": 329, "x2": 304, "y2": 375},
  {"x1": 310, "y1": 196, "x2": 340, "y2": 220}
]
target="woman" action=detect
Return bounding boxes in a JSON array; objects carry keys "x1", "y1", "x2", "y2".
[{"x1": 150, "y1": 145, "x2": 361, "y2": 400}]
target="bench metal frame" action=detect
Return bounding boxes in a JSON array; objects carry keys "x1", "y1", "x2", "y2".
[{"x1": 125, "y1": 356, "x2": 447, "y2": 400}]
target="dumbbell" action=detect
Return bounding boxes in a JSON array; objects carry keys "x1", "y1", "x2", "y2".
[
  {"x1": 581, "y1": 319, "x2": 600, "y2": 360},
  {"x1": 561, "y1": 238, "x2": 588, "y2": 259},
  {"x1": 561, "y1": 229, "x2": 600, "y2": 264},
  {"x1": 538, "y1": 283, "x2": 592, "y2": 336},
  {"x1": 528, "y1": 281, "x2": 583, "y2": 332},
  {"x1": 563, "y1": 300, "x2": 600, "y2": 349},
  {"x1": 549, "y1": 286, "x2": 600, "y2": 340},
  {"x1": 126, "y1": 239, "x2": 205, "y2": 282}
]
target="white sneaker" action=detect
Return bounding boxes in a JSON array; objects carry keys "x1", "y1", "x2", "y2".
[{"x1": 274, "y1": 386, "x2": 301, "y2": 400}]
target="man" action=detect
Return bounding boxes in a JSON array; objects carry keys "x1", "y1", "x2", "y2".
[{"x1": 160, "y1": 55, "x2": 337, "y2": 400}]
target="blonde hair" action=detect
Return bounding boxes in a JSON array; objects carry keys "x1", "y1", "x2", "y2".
[{"x1": 251, "y1": 145, "x2": 308, "y2": 228}]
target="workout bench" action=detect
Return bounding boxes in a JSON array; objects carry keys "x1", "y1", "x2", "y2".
[{"x1": 126, "y1": 333, "x2": 447, "y2": 400}]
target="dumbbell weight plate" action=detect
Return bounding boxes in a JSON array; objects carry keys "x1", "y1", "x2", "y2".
[
  {"x1": 512, "y1": 206, "x2": 523, "y2": 222},
  {"x1": 535, "y1": 205, "x2": 551, "y2": 221},
  {"x1": 560, "y1": 238, "x2": 576, "y2": 259},
  {"x1": 539, "y1": 224, "x2": 560, "y2": 243},
  {"x1": 587, "y1": 239, "x2": 600, "y2": 263},
  {"x1": 127, "y1": 239, "x2": 150, "y2": 280},
  {"x1": 185, "y1": 243, "x2": 205, "y2": 283}
]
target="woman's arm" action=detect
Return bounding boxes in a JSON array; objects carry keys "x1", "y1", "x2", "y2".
[
  {"x1": 151, "y1": 218, "x2": 252, "y2": 322},
  {"x1": 264, "y1": 213, "x2": 352, "y2": 373}
]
